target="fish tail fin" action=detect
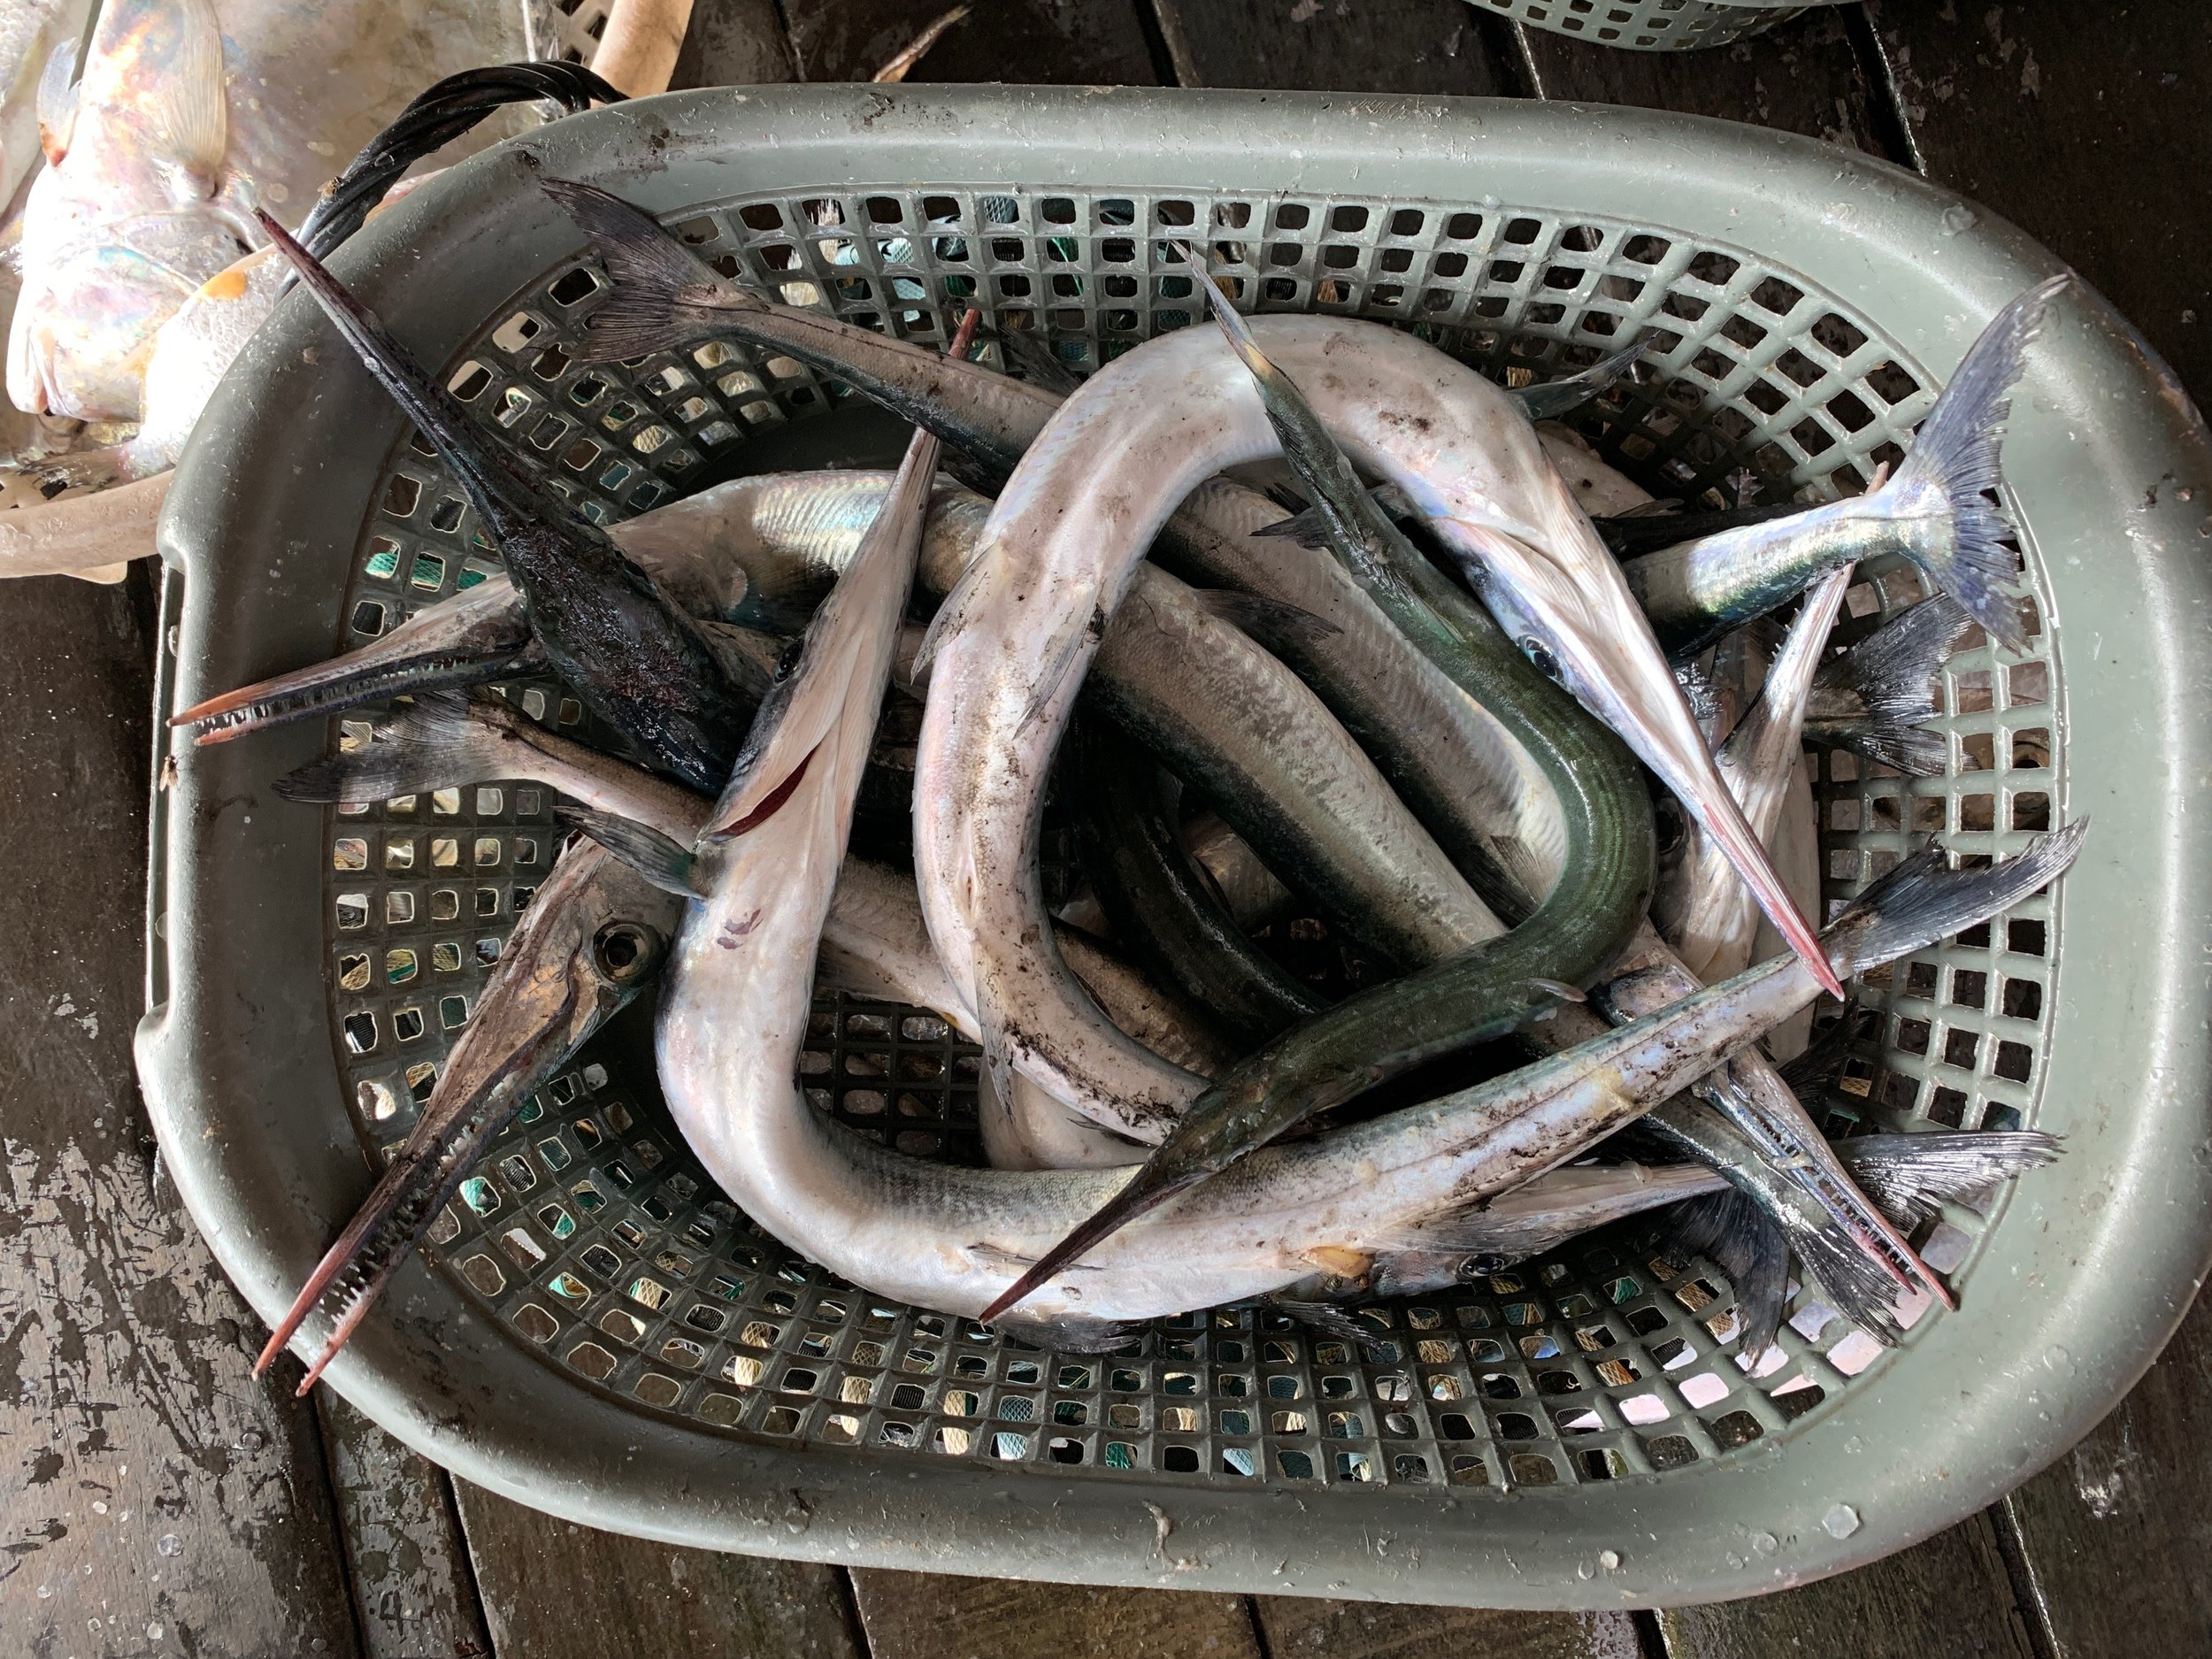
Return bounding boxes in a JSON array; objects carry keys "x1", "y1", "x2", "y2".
[
  {"x1": 556, "y1": 804, "x2": 706, "y2": 899},
  {"x1": 1666, "y1": 1188, "x2": 1791, "y2": 1363},
  {"x1": 274, "y1": 690, "x2": 523, "y2": 804},
  {"x1": 1778, "y1": 1202, "x2": 1911, "y2": 1347},
  {"x1": 541, "y1": 176, "x2": 759, "y2": 361},
  {"x1": 1809, "y1": 596, "x2": 1974, "y2": 778},
  {"x1": 1839, "y1": 1129, "x2": 2062, "y2": 1233},
  {"x1": 1509, "y1": 338, "x2": 1649, "y2": 423},
  {"x1": 1775, "y1": 999, "x2": 1871, "y2": 1094},
  {"x1": 1825, "y1": 819, "x2": 2087, "y2": 977},
  {"x1": 1885, "y1": 275, "x2": 2070, "y2": 653},
  {"x1": 1252, "y1": 503, "x2": 1339, "y2": 550}
]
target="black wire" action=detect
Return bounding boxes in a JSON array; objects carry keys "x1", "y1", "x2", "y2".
[{"x1": 292, "y1": 62, "x2": 625, "y2": 265}]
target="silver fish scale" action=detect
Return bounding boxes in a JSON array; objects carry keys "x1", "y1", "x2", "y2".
[{"x1": 317, "y1": 180, "x2": 2059, "y2": 1493}]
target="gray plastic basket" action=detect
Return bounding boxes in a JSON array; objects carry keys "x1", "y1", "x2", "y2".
[
  {"x1": 1464, "y1": 0, "x2": 1828, "y2": 52},
  {"x1": 138, "y1": 86, "x2": 2212, "y2": 1607}
]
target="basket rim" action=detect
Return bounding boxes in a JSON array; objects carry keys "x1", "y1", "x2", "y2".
[{"x1": 139, "y1": 83, "x2": 2212, "y2": 1607}]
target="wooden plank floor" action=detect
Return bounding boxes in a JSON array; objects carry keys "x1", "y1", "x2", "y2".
[{"x1": 4, "y1": 4, "x2": 2204, "y2": 1655}]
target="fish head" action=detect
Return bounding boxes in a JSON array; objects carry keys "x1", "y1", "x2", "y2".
[
  {"x1": 10, "y1": 0, "x2": 253, "y2": 420},
  {"x1": 255, "y1": 843, "x2": 676, "y2": 1392},
  {"x1": 10, "y1": 204, "x2": 255, "y2": 420}
]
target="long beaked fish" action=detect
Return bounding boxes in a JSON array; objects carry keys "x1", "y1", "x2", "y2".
[
  {"x1": 261, "y1": 214, "x2": 757, "y2": 797},
  {"x1": 1622, "y1": 276, "x2": 2069, "y2": 659},
  {"x1": 254, "y1": 833, "x2": 677, "y2": 1392},
  {"x1": 742, "y1": 832, "x2": 2083, "y2": 1327}
]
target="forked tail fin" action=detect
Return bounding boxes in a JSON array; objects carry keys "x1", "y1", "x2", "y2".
[{"x1": 541, "y1": 176, "x2": 765, "y2": 362}]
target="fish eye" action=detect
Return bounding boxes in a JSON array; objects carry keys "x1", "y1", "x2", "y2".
[
  {"x1": 594, "y1": 922, "x2": 662, "y2": 982},
  {"x1": 1519, "y1": 638, "x2": 1563, "y2": 682},
  {"x1": 1457, "y1": 1253, "x2": 1509, "y2": 1281}
]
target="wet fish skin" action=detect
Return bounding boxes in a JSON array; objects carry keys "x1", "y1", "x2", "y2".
[
  {"x1": 909, "y1": 314, "x2": 1678, "y2": 1152},
  {"x1": 263, "y1": 213, "x2": 758, "y2": 798},
  {"x1": 1085, "y1": 564, "x2": 1497, "y2": 972},
  {"x1": 987, "y1": 270, "x2": 1661, "y2": 1304},
  {"x1": 1209, "y1": 275, "x2": 1835, "y2": 996}
]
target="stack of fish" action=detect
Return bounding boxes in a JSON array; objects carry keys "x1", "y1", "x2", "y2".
[{"x1": 170, "y1": 178, "x2": 2082, "y2": 1392}]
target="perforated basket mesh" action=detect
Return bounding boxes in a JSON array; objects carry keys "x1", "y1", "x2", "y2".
[
  {"x1": 1463, "y1": 0, "x2": 1825, "y2": 51},
  {"x1": 311, "y1": 175, "x2": 2062, "y2": 1495}
]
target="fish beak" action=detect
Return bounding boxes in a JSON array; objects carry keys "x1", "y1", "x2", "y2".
[
  {"x1": 171, "y1": 582, "x2": 538, "y2": 745},
  {"x1": 1579, "y1": 638, "x2": 1843, "y2": 999},
  {"x1": 255, "y1": 846, "x2": 664, "y2": 1394},
  {"x1": 1474, "y1": 555, "x2": 1845, "y2": 1002},
  {"x1": 257, "y1": 211, "x2": 552, "y2": 538}
]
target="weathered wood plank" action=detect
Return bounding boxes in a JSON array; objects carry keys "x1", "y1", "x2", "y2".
[
  {"x1": 1253, "y1": 1594, "x2": 1644, "y2": 1659},
  {"x1": 1871, "y1": 0, "x2": 2212, "y2": 400},
  {"x1": 317, "y1": 1394, "x2": 489, "y2": 1659},
  {"x1": 450, "y1": 1479, "x2": 864, "y2": 1655},
  {"x1": 0, "y1": 569, "x2": 362, "y2": 1658},
  {"x1": 1658, "y1": 1515, "x2": 2035, "y2": 1659},
  {"x1": 671, "y1": 0, "x2": 798, "y2": 90},
  {"x1": 1512, "y1": 6, "x2": 1900, "y2": 158},
  {"x1": 1149, "y1": 0, "x2": 1520, "y2": 96},
  {"x1": 1989, "y1": 1286, "x2": 2212, "y2": 1655},
  {"x1": 778, "y1": 0, "x2": 1165, "y2": 88},
  {"x1": 849, "y1": 1569, "x2": 1263, "y2": 1659}
]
